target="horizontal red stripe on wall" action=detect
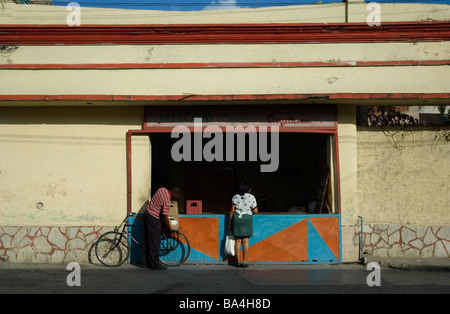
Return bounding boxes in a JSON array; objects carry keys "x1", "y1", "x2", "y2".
[
  {"x1": 1, "y1": 93, "x2": 449, "y2": 102},
  {"x1": 1, "y1": 60, "x2": 449, "y2": 69},
  {"x1": 1, "y1": 22, "x2": 450, "y2": 45}
]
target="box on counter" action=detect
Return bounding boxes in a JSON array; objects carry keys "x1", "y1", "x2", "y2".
[
  {"x1": 169, "y1": 201, "x2": 179, "y2": 231},
  {"x1": 186, "y1": 200, "x2": 202, "y2": 214}
]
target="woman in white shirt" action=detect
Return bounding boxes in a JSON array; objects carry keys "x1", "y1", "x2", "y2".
[{"x1": 228, "y1": 181, "x2": 258, "y2": 268}]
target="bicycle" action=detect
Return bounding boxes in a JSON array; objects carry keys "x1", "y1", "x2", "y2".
[{"x1": 95, "y1": 212, "x2": 190, "y2": 267}]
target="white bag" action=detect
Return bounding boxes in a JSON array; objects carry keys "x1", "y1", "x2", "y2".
[{"x1": 224, "y1": 232, "x2": 235, "y2": 256}]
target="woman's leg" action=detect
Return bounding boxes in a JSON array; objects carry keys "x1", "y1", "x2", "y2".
[
  {"x1": 242, "y1": 237, "x2": 249, "y2": 266},
  {"x1": 234, "y1": 237, "x2": 242, "y2": 265}
]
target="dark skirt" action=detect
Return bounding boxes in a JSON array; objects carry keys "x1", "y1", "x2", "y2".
[{"x1": 232, "y1": 212, "x2": 253, "y2": 237}]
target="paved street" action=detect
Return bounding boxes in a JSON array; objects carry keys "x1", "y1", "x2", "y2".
[{"x1": 0, "y1": 260, "x2": 449, "y2": 296}]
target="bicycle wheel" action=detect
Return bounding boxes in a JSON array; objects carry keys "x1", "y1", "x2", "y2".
[
  {"x1": 95, "y1": 231, "x2": 130, "y2": 267},
  {"x1": 159, "y1": 231, "x2": 190, "y2": 267}
]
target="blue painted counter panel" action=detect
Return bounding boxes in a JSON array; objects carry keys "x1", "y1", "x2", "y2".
[{"x1": 128, "y1": 214, "x2": 341, "y2": 264}]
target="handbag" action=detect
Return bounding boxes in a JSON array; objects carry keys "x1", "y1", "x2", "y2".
[{"x1": 224, "y1": 232, "x2": 235, "y2": 256}]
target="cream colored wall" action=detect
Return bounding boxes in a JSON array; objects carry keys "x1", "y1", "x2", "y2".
[
  {"x1": 338, "y1": 104, "x2": 360, "y2": 261},
  {"x1": 2, "y1": 4, "x2": 449, "y2": 99},
  {"x1": 2, "y1": 40, "x2": 449, "y2": 97},
  {"x1": 347, "y1": 2, "x2": 450, "y2": 23},
  {"x1": 0, "y1": 2, "x2": 449, "y2": 24},
  {"x1": 0, "y1": 3, "x2": 346, "y2": 24},
  {"x1": 3, "y1": 42, "x2": 450, "y2": 65},
  {"x1": 338, "y1": 105, "x2": 358, "y2": 226},
  {"x1": 2, "y1": 66, "x2": 449, "y2": 96},
  {"x1": 0, "y1": 107, "x2": 150, "y2": 227},
  {"x1": 357, "y1": 126, "x2": 450, "y2": 226},
  {"x1": 341, "y1": 113, "x2": 450, "y2": 260}
]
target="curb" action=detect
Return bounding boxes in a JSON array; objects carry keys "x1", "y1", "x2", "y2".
[{"x1": 363, "y1": 256, "x2": 450, "y2": 272}]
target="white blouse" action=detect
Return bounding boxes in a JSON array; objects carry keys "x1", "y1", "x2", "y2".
[{"x1": 232, "y1": 193, "x2": 257, "y2": 218}]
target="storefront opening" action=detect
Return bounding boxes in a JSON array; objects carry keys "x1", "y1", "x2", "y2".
[
  {"x1": 127, "y1": 104, "x2": 341, "y2": 264},
  {"x1": 149, "y1": 131, "x2": 337, "y2": 215}
]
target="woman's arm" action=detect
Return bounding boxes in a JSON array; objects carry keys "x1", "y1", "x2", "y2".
[
  {"x1": 251, "y1": 195, "x2": 258, "y2": 214},
  {"x1": 228, "y1": 205, "x2": 235, "y2": 230}
]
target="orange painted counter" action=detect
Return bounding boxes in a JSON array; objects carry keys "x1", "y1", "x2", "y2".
[{"x1": 129, "y1": 213, "x2": 341, "y2": 264}]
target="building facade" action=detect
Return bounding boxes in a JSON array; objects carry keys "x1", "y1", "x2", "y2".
[{"x1": 0, "y1": 1, "x2": 449, "y2": 263}]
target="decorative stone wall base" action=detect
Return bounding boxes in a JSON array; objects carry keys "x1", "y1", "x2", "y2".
[
  {"x1": 355, "y1": 224, "x2": 450, "y2": 258},
  {"x1": 0, "y1": 225, "x2": 112, "y2": 263},
  {"x1": 341, "y1": 225, "x2": 360, "y2": 262},
  {"x1": 2, "y1": 223, "x2": 449, "y2": 262}
]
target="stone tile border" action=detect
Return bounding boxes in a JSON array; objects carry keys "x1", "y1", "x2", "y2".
[
  {"x1": 2, "y1": 223, "x2": 449, "y2": 262},
  {"x1": 355, "y1": 224, "x2": 450, "y2": 258},
  {"x1": 0, "y1": 225, "x2": 113, "y2": 263}
]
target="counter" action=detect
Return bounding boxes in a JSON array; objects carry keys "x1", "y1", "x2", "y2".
[{"x1": 128, "y1": 213, "x2": 341, "y2": 264}]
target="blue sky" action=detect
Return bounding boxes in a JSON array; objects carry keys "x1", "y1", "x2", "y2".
[{"x1": 52, "y1": 0, "x2": 450, "y2": 11}]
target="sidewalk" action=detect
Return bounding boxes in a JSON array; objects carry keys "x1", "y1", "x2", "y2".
[
  {"x1": 1, "y1": 256, "x2": 449, "y2": 271},
  {"x1": 363, "y1": 256, "x2": 450, "y2": 272},
  {"x1": 0, "y1": 257, "x2": 449, "y2": 294}
]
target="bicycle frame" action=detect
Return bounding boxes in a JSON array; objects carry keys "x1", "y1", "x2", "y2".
[
  {"x1": 95, "y1": 212, "x2": 190, "y2": 267},
  {"x1": 120, "y1": 213, "x2": 180, "y2": 249},
  {"x1": 115, "y1": 214, "x2": 141, "y2": 247}
]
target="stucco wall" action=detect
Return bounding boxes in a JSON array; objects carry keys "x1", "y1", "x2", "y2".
[
  {"x1": 2, "y1": 67, "x2": 449, "y2": 97},
  {"x1": 356, "y1": 126, "x2": 450, "y2": 258},
  {"x1": 0, "y1": 107, "x2": 150, "y2": 227},
  {"x1": 1, "y1": 2, "x2": 449, "y2": 24},
  {"x1": 337, "y1": 104, "x2": 360, "y2": 261},
  {"x1": 357, "y1": 126, "x2": 449, "y2": 226},
  {"x1": 4, "y1": 42, "x2": 450, "y2": 65},
  {"x1": 1, "y1": 42, "x2": 449, "y2": 98}
]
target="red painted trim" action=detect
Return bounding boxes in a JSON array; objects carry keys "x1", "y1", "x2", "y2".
[
  {"x1": 127, "y1": 130, "x2": 132, "y2": 214},
  {"x1": 1, "y1": 93, "x2": 449, "y2": 102},
  {"x1": 127, "y1": 126, "x2": 341, "y2": 214},
  {"x1": 333, "y1": 133, "x2": 341, "y2": 214},
  {"x1": 142, "y1": 126, "x2": 337, "y2": 133},
  {"x1": 2, "y1": 60, "x2": 449, "y2": 69},
  {"x1": 1, "y1": 22, "x2": 449, "y2": 45}
]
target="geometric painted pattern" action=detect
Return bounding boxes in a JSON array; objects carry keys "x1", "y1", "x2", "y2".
[
  {"x1": 179, "y1": 217, "x2": 219, "y2": 263},
  {"x1": 129, "y1": 214, "x2": 341, "y2": 264},
  {"x1": 248, "y1": 219, "x2": 307, "y2": 262},
  {"x1": 178, "y1": 214, "x2": 341, "y2": 264},
  {"x1": 307, "y1": 219, "x2": 337, "y2": 262},
  {"x1": 308, "y1": 217, "x2": 340, "y2": 261}
]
